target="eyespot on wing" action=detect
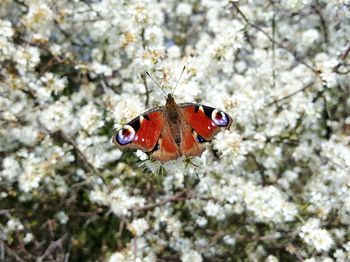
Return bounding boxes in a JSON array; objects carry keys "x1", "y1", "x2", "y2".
[
  {"x1": 180, "y1": 103, "x2": 232, "y2": 140},
  {"x1": 211, "y1": 109, "x2": 230, "y2": 126},
  {"x1": 115, "y1": 125, "x2": 135, "y2": 145}
]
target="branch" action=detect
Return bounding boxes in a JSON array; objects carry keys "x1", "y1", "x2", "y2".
[
  {"x1": 49, "y1": 130, "x2": 97, "y2": 174},
  {"x1": 132, "y1": 187, "x2": 191, "y2": 212},
  {"x1": 246, "y1": 153, "x2": 267, "y2": 185},
  {"x1": 312, "y1": 2, "x2": 329, "y2": 44},
  {"x1": 0, "y1": 209, "x2": 14, "y2": 218},
  {"x1": 3, "y1": 243, "x2": 26, "y2": 262},
  {"x1": 332, "y1": 43, "x2": 350, "y2": 73},
  {"x1": 37, "y1": 233, "x2": 68, "y2": 262},
  {"x1": 231, "y1": 2, "x2": 320, "y2": 75},
  {"x1": 265, "y1": 81, "x2": 315, "y2": 107}
]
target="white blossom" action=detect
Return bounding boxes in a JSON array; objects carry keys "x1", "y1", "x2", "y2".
[
  {"x1": 109, "y1": 188, "x2": 146, "y2": 217},
  {"x1": 299, "y1": 218, "x2": 334, "y2": 252},
  {"x1": 128, "y1": 218, "x2": 150, "y2": 236},
  {"x1": 40, "y1": 72, "x2": 67, "y2": 95},
  {"x1": 23, "y1": 233, "x2": 34, "y2": 244},
  {"x1": 1, "y1": 157, "x2": 21, "y2": 183},
  {"x1": 181, "y1": 250, "x2": 202, "y2": 262},
  {"x1": 244, "y1": 185, "x2": 298, "y2": 223},
  {"x1": 78, "y1": 103, "x2": 104, "y2": 134},
  {"x1": 5, "y1": 219, "x2": 24, "y2": 234},
  {"x1": 55, "y1": 211, "x2": 69, "y2": 225}
]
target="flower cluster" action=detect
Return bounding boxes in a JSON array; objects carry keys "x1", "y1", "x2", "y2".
[{"x1": 1, "y1": 0, "x2": 350, "y2": 261}]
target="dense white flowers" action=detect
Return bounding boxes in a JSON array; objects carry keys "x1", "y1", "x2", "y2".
[
  {"x1": 128, "y1": 218, "x2": 150, "y2": 236},
  {"x1": 109, "y1": 188, "x2": 146, "y2": 217},
  {"x1": 1, "y1": 157, "x2": 21, "y2": 183},
  {"x1": 0, "y1": 19, "x2": 14, "y2": 38},
  {"x1": 78, "y1": 103, "x2": 104, "y2": 134},
  {"x1": 299, "y1": 218, "x2": 334, "y2": 252},
  {"x1": 5, "y1": 219, "x2": 24, "y2": 234},
  {"x1": 39, "y1": 98, "x2": 76, "y2": 132},
  {"x1": 1, "y1": 0, "x2": 349, "y2": 260},
  {"x1": 40, "y1": 72, "x2": 67, "y2": 95},
  {"x1": 181, "y1": 250, "x2": 202, "y2": 262},
  {"x1": 244, "y1": 185, "x2": 298, "y2": 224}
]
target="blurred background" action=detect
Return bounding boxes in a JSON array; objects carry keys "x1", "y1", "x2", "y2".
[{"x1": 0, "y1": 0, "x2": 350, "y2": 261}]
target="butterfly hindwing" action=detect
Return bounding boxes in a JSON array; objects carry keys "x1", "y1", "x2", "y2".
[
  {"x1": 113, "y1": 108, "x2": 165, "y2": 152},
  {"x1": 149, "y1": 120, "x2": 207, "y2": 163},
  {"x1": 180, "y1": 121, "x2": 207, "y2": 158},
  {"x1": 180, "y1": 103, "x2": 232, "y2": 140},
  {"x1": 149, "y1": 122, "x2": 180, "y2": 163}
]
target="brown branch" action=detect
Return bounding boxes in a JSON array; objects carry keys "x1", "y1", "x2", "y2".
[
  {"x1": 132, "y1": 173, "x2": 200, "y2": 212},
  {"x1": 132, "y1": 188, "x2": 192, "y2": 212},
  {"x1": 37, "y1": 233, "x2": 68, "y2": 262},
  {"x1": 332, "y1": 43, "x2": 350, "y2": 73},
  {"x1": 3, "y1": 243, "x2": 26, "y2": 262},
  {"x1": 312, "y1": 2, "x2": 329, "y2": 45},
  {"x1": 48, "y1": 129, "x2": 97, "y2": 174},
  {"x1": 0, "y1": 209, "x2": 14, "y2": 218},
  {"x1": 116, "y1": 219, "x2": 126, "y2": 237},
  {"x1": 13, "y1": 0, "x2": 29, "y2": 11},
  {"x1": 0, "y1": 241, "x2": 3, "y2": 262},
  {"x1": 246, "y1": 153, "x2": 267, "y2": 185},
  {"x1": 266, "y1": 81, "x2": 315, "y2": 107}
]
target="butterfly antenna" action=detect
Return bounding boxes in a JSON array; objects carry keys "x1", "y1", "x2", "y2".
[
  {"x1": 172, "y1": 66, "x2": 186, "y2": 95},
  {"x1": 145, "y1": 72, "x2": 167, "y2": 96}
]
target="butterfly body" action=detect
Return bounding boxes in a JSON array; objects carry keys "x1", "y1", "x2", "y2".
[{"x1": 113, "y1": 94, "x2": 232, "y2": 163}]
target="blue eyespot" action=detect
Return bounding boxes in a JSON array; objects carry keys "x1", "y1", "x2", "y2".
[
  {"x1": 116, "y1": 125, "x2": 135, "y2": 145},
  {"x1": 212, "y1": 109, "x2": 229, "y2": 126}
]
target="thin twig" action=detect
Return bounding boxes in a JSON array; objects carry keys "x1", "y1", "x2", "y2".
[
  {"x1": 13, "y1": 0, "x2": 29, "y2": 11},
  {"x1": 270, "y1": 0, "x2": 279, "y2": 111},
  {"x1": 0, "y1": 209, "x2": 14, "y2": 217},
  {"x1": 231, "y1": 2, "x2": 320, "y2": 75},
  {"x1": 49, "y1": 130, "x2": 97, "y2": 174},
  {"x1": 265, "y1": 81, "x2": 314, "y2": 107},
  {"x1": 247, "y1": 153, "x2": 267, "y2": 185},
  {"x1": 132, "y1": 188, "x2": 191, "y2": 212},
  {"x1": 37, "y1": 233, "x2": 68, "y2": 262},
  {"x1": 141, "y1": 73, "x2": 150, "y2": 107},
  {"x1": 0, "y1": 240, "x2": 4, "y2": 262},
  {"x1": 312, "y1": 2, "x2": 329, "y2": 45},
  {"x1": 332, "y1": 43, "x2": 350, "y2": 73},
  {"x1": 3, "y1": 243, "x2": 26, "y2": 262}
]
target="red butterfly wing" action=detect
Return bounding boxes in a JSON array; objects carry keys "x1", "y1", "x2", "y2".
[
  {"x1": 180, "y1": 103, "x2": 232, "y2": 141},
  {"x1": 113, "y1": 108, "x2": 165, "y2": 152},
  {"x1": 150, "y1": 120, "x2": 206, "y2": 163},
  {"x1": 150, "y1": 122, "x2": 180, "y2": 163},
  {"x1": 179, "y1": 120, "x2": 206, "y2": 158}
]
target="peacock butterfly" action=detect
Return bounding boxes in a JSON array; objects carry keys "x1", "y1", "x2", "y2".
[{"x1": 113, "y1": 68, "x2": 232, "y2": 163}]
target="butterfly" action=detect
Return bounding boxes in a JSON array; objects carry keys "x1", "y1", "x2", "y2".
[{"x1": 113, "y1": 69, "x2": 232, "y2": 163}]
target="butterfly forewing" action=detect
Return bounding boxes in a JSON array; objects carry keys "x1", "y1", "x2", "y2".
[
  {"x1": 113, "y1": 109, "x2": 166, "y2": 152},
  {"x1": 180, "y1": 103, "x2": 233, "y2": 140}
]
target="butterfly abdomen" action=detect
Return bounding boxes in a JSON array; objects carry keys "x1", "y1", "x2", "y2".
[
  {"x1": 168, "y1": 120, "x2": 181, "y2": 146},
  {"x1": 165, "y1": 95, "x2": 183, "y2": 146}
]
